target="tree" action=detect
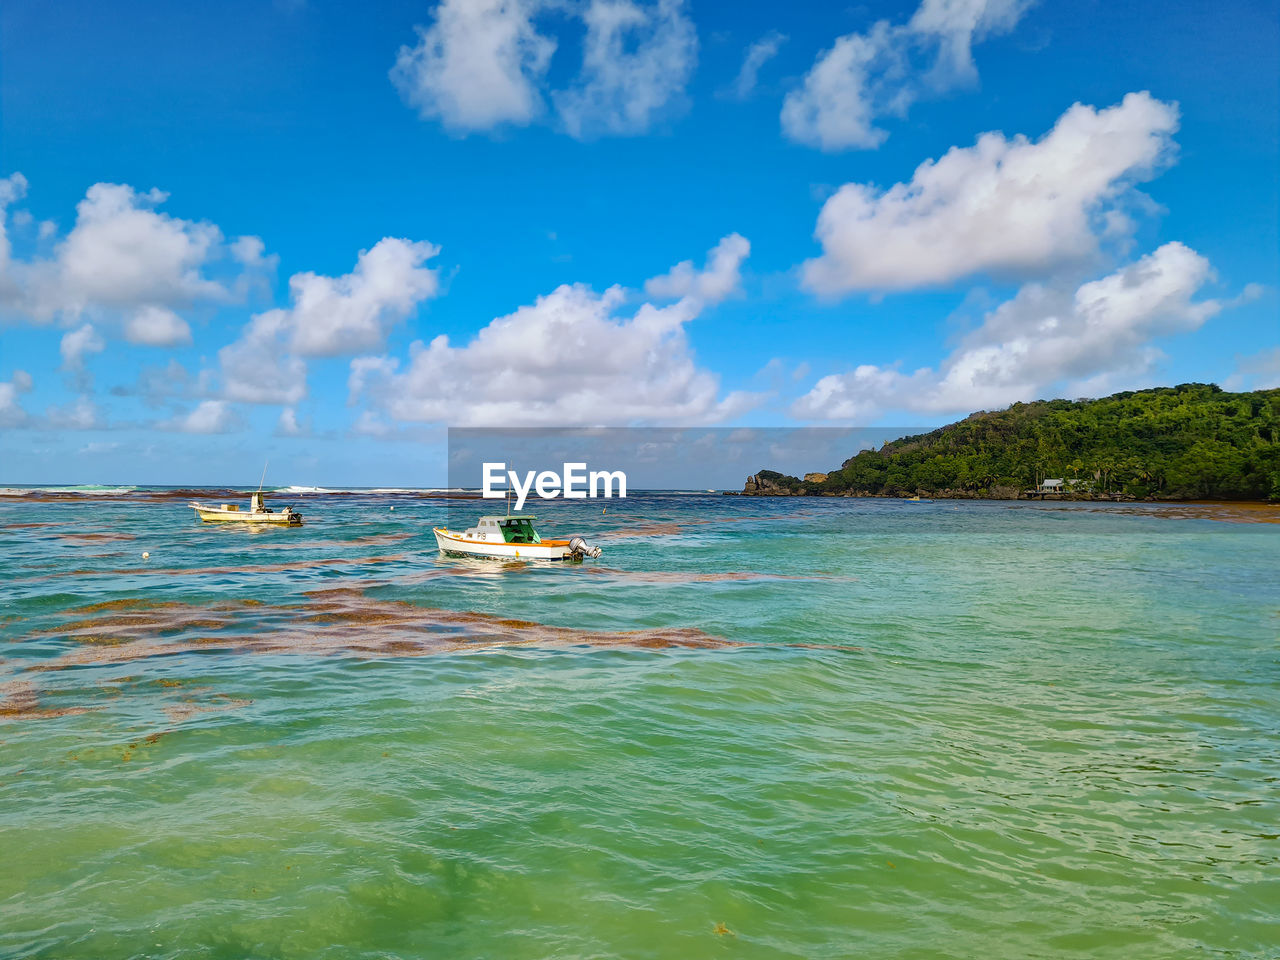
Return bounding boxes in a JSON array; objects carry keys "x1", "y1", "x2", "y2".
[{"x1": 750, "y1": 385, "x2": 1280, "y2": 501}]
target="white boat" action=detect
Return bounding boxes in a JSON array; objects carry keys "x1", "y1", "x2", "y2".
[
  {"x1": 433, "y1": 514, "x2": 600, "y2": 561},
  {"x1": 190, "y1": 492, "x2": 303, "y2": 525}
]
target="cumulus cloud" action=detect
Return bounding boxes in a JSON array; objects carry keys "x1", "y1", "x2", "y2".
[
  {"x1": 554, "y1": 0, "x2": 698, "y2": 138},
  {"x1": 349, "y1": 234, "x2": 757, "y2": 426},
  {"x1": 163, "y1": 399, "x2": 240, "y2": 434},
  {"x1": 393, "y1": 0, "x2": 696, "y2": 139},
  {"x1": 0, "y1": 175, "x2": 271, "y2": 344},
  {"x1": 219, "y1": 237, "x2": 440, "y2": 404},
  {"x1": 123, "y1": 306, "x2": 193, "y2": 346},
  {"x1": 793, "y1": 242, "x2": 1227, "y2": 420},
  {"x1": 644, "y1": 232, "x2": 749, "y2": 302},
  {"x1": 0, "y1": 369, "x2": 33, "y2": 427},
  {"x1": 53, "y1": 184, "x2": 225, "y2": 313},
  {"x1": 0, "y1": 173, "x2": 29, "y2": 268},
  {"x1": 729, "y1": 31, "x2": 786, "y2": 100},
  {"x1": 218, "y1": 310, "x2": 309, "y2": 406},
  {"x1": 391, "y1": 0, "x2": 555, "y2": 133},
  {"x1": 59, "y1": 323, "x2": 105, "y2": 372},
  {"x1": 283, "y1": 238, "x2": 440, "y2": 356},
  {"x1": 276, "y1": 407, "x2": 306, "y2": 436},
  {"x1": 782, "y1": 0, "x2": 1033, "y2": 151},
  {"x1": 803, "y1": 92, "x2": 1179, "y2": 295},
  {"x1": 350, "y1": 409, "x2": 393, "y2": 437}
]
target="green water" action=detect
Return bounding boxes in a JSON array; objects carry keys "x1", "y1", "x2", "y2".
[{"x1": 1, "y1": 493, "x2": 1278, "y2": 958}]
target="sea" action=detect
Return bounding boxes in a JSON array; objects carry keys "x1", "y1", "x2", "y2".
[{"x1": 2, "y1": 487, "x2": 1277, "y2": 959}]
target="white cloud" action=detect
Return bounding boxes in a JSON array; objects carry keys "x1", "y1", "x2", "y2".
[
  {"x1": 803, "y1": 92, "x2": 1179, "y2": 295},
  {"x1": 59, "y1": 323, "x2": 105, "y2": 371},
  {"x1": 52, "y1": 184, "x2": 225, "y2": 314},
  {"x1": 781, "y1": 22, "x2": 895, "y2": 152},
  {"x1": 392, "y1": 0, "x2": 697, "y2": 139},
  {"x1": 0, "y1": 369, "x2": 33, "y2": 427},
  {"x1": 350, "y1": 234, "x2": 757, "y2": 427},
  {"x1": 163, "y1": 399, "x2": 240, "y2": 434},
  {"x1": 643, "y1": 232, "x2": 749, "y2": 303},
  {"x1": 730, "y1": 31, "x2": 786, "y2": 99},
  {"x1": 276, "y1": 407, "x2": 305, "y2": 436},
  {"x1": 555, "y1": 0, "x2": 698, "y2": 138},
  {"x1": 219, "y1": 237, "x2": 440, "y2": 404},
  {"x1": 782, "y1": 0, "x2": 1033, "y2": 151},
  {"x1": 0, "y1": 173, "x2": 29, "y2": 268},
  {"x1": 123, "y1": 306, "x2": 193, "y2": 346},
  {"x1": 391, "y1": 0, "x2": 555, "y2": 133},
  {"x1": 219, "y1": 310, "x2": 309, "y2": 405},
  {"x1": 231, "y1": 235, "x2": 273, "y2": 268},
  {"x1": 0, "y1": 173, "x2": 26, "y2": 206},
  {"x1": 0, "y1": 175, "x2": 271, "y2": 345},
  {"x1": 351, "y1": 409, "x2": 393, "y2": 437},
  {"x1": 347, "y1": 355, "x2": 400, "y2": 404},
  {"x1": 284, "y1": 238, "x2": 440, "y2": 356},
  {"x1": 229, "y1": 235, "x2": 279, "y2": 300},
  {"x1": 793, "y1": 242, "x2": 1226, "y2": 420},
  {"x1": 908, "y1": 0, "x2": 1032, "y2": 83}
]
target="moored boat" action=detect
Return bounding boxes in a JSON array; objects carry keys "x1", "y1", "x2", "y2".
[
  {"x1": 190, "y1": 492, "x2": 303, "y2": 525},
  {"x1": 433, "y1": 514, "x2": 600, "y2": 561}
]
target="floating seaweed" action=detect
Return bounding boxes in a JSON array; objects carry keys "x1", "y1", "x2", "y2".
[{"x1": 0, "y1": 679, "x2": 90, "y2": 721}]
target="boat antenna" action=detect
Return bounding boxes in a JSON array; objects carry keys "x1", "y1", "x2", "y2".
[
  {"x1": 506, "y1": 486, "x2": 511, "y2": 517},
  {"x1": 257, "y1": 459, "x2": 269, "y2": 494}
]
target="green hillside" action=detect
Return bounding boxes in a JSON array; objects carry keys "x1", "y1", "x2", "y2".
[{"x1": 775, "y1": 384, "x2": 1280, "y2": 501}]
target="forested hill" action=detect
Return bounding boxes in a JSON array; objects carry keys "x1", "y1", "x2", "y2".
[{"x1": 754, "y1": 384, "x2": 1280, "y2": 501}]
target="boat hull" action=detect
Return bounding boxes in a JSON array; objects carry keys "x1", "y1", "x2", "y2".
[
  {"x1": 191, "y1": 504, "x2": 302, "y2": 525},
  {"x1": 433, "y1": 527, "x2": 577, "y2": 560}
]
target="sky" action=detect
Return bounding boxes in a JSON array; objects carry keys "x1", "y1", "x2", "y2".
[{"x1": 0, "y1": 0, "x2": 1277, "y2": 486}]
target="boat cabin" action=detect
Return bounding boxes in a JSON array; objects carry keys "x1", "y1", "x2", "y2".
[{"x1": 463, "y1": 515, "x2": 542, "y2": 544}]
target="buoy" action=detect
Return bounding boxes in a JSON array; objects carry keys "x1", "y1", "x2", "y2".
[
  {"x1": 142, "y1": 552, "x2": 150, "y2": 560},
  {"x1": 390, "y1": 506, "x2": 394, "y2": 511}
]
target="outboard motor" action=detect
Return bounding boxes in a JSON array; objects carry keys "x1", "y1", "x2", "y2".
[{"x1": 568, "y1": 536, "x2": 602, "y2": 561}]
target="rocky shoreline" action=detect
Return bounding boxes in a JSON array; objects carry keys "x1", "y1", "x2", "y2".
[{"x1": 730, "y1": 473, "x2": 1218, "y2": 503}]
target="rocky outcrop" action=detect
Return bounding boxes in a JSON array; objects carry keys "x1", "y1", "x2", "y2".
[
  {"x1": 742, "y1": 471, "x2": 803, "y2": 496},
  {"x1": 803, "y1": 473, "x2": 829, "y2": 484}
]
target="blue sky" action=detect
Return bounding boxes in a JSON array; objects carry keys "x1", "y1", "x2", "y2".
[{"x1": 0, "y1": 0, "x2": 1276, "y2": 486}]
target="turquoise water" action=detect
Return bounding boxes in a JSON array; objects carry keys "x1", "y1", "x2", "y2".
[{"x1": 2, "y1": 492, "x2": 1278, "y2": 958}]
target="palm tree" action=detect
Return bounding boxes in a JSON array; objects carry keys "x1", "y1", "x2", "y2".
[{"x1": 1098, "y1": 458, "x2": 1115, "y2": 494}]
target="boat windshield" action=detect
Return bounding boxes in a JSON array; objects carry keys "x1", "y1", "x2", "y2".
[{"x1": 499, "y1": 518, "x2": 540, "y2": 544}]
